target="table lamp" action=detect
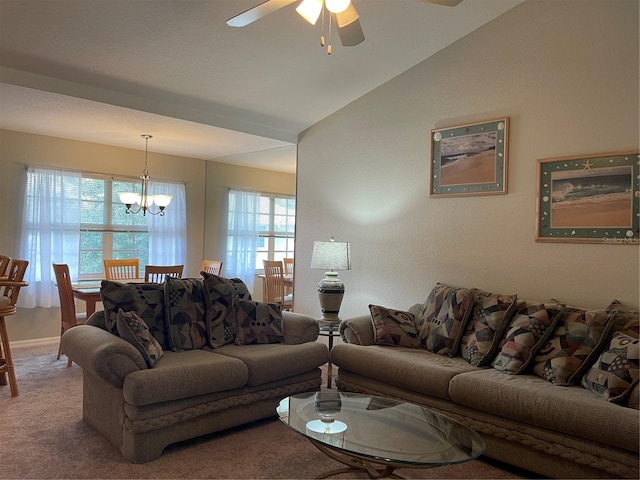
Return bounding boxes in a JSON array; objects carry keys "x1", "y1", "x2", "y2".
[{"x1": 311, "y1": 237, "x2": 351, "y2": 324}]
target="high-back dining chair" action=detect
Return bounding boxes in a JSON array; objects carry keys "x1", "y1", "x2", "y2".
[
  {"x1": 283, "y1": 257, "x2": 294, "y2": 276},
  {"x1": 0, "y1": 259, "x2": 29, "y2": 396},
  {"x1": 282, "y1": 258, "x2": 294, "y2": 296},
  {"x1": 53, "y1": 263, "x2": 86, "y2": 367},
  {"x1": 263, "y1": 260, "x2": 293, "y2": 311},
  {"x1": 200, "y1": 259, "x2": 223, "y2": 276},
  {"x1": 0, "y1": 255, "x2": 11, "y2": 278},
  {"x1": 144, "y1": 265, "x2": 184, "y2": 283},
  {"x1": 104, "y1": 258, "x2": 139, "y2": 280}
]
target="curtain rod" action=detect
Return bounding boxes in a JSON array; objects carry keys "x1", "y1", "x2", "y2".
[{"x1": 24, "y1": 163, "x2": 186, "y2": 186}]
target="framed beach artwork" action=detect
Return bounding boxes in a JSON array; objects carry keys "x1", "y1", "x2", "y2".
[
  {"x1": 536, "y1": 151, "x2": 640, "y2": 244},
  {"x1": 430, "y1": 118, "x2": 509, "y2": 197}
]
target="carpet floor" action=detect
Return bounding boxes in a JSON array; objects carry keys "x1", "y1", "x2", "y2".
[{"x1": 0, "y1": 340, "x2": 536, "y2": 479}]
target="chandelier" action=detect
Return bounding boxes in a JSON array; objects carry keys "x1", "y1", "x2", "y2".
[{"x1": 118, "y1": 134, "x2": 172, "y2": 216}]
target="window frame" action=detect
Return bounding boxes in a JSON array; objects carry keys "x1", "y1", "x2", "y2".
[{"x1": 78, "y1": 173, "x2": 150, "y2": 280}]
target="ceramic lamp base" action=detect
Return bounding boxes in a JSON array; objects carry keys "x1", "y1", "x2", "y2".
[{"x1": 317, "y1": 271, "x2": 344, "y2": 323}]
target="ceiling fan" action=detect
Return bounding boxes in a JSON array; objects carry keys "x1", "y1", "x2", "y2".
[{"x1": 227, "y1": 0, "x2": 463, "y2": 54}]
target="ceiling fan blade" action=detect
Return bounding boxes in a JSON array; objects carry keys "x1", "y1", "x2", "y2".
[
  {"x1": 227, "y1": 0, "x2": 298, "y2": 27},
  {"x1": 418, "y1": 0, "x2": 464, "y2": 6},
  {"x1": 336, "y1": 3, "x2": 364, "y2": 47}
]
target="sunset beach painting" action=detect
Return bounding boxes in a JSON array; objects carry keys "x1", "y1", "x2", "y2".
[
  {"x1": 430, "y1": 118, "x2": 508, "y2": 197},
  {"x1": 536, "y1": 152, "x2": 639, "y2": 243},
  {"x1": 550, "y1": 166, "x2": 633, "y2": 228},
  {"x1": 440, "y1": 132, "x2": 497, "y2": 186}
]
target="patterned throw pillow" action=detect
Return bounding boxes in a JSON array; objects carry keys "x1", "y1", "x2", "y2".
[
  {"x1": 228, "y1": 277, "x2": 252, "y2": 301},
  {"x1": 492, "y1": 302, "x2": 563, "y2": 374},
  {"x1": 164, "y1": 276, "x2": 208, "y2": 351},
  {"x1": 459, "y1": 291, "x2": 518, "y2": 366},
  {"x1": 234, "y1": 300, "x2": 284, "y2": 345},
  {"x1": 115, "y1": 309, "x2": 163, "y2": 368},
  {"x1": 202, "y1": 272, "x2": 241, "y2": 347},
  {"x1": 532, "y1": 307, "x2": 615, "y2": 385},
  {"x1": 581, "y1": 331, "x2": 640, "y2": 403},
  {"x1": 416, "y1": 283, "x2": 474, "y2": 356},
  {"x1": 100, "y1": 280, "x2": 169, "y2": 349},
  {"x1": 369, "y1": 304, "x2": 420, "y2": 348},
  {"x1": 607, "y1": 300, "x2": 639, "y2": 338}
]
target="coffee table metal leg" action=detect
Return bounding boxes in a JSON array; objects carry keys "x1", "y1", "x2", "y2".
[{"x1": 310, "y1": 439, "x2": 403, "y2": 479}]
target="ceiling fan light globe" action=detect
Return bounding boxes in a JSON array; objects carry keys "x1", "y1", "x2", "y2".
[
  {"x1": 296, "y1": 0, "x2": 323, "y2": 24},
  {"x1": 326, "y1": 0, "x2": 350, "y2": 14}
]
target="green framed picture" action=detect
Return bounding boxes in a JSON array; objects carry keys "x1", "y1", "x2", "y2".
[
  {"x1": 430, "y1": 118, "x2": 509, "y2": 197},
  {"x1": 536, "y1": 151, "x2": 640, "y2": 244}
]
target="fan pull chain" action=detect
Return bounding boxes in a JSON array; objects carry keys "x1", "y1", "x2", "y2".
[
  {"x1": 327, "y1": 9, "x2": 332, "y2": 54},
  {"x1": 320, "y1": 5, "x2": 326, "y2": 47}
]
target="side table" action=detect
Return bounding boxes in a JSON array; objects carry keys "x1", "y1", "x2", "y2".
[{"x1": 317, "y1": 321, "x2": 340, "y2": 389}]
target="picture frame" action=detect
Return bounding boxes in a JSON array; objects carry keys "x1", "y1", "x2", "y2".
[
  {"x1": 535, "y1": 151, "x2": 640, "y2": 244},
  {"x1": 430, "y1": 117, "x2": 509, "y2": 197}
]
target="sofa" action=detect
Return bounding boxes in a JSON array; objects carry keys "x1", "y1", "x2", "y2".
[
  {"x1": 61, "y1": 274, "x2": 329, "y2": 463},
  {"x1": 331, "y1": 283, "x2": 639, "y2": 479}
]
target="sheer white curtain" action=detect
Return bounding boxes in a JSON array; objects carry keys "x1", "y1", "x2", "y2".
[
  {"x1": 148, "y1": 181, "x2": 187, "y2": 266},
  {"x1": 226, "y1": 190, "x2": 260, "y2": 291},
  {"x1": 19, "y1": 166, "x2": 81, "y2": 308}
]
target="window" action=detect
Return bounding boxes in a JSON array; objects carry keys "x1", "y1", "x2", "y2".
[
  {"x1": 19, "y1": 166, "x2": 186, "y2": 308},
  {"x1": 225, "y1": 190, "x2": 295, "y2": 289},
  {"x1": 256, "y1": 195, "x2": 296, "y2": 269},
  {"x1": 79, "y1": 177, "x2": 150, "y2": 278}
]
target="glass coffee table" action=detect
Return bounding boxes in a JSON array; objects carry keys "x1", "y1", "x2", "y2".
[{"x1": 277, "y1": 392, "x2": 485, "y2": 479}]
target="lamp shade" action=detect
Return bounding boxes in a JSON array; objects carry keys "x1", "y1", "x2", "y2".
[{"x1": 311, "y1": 239, "x2": 350, "y2": 272}]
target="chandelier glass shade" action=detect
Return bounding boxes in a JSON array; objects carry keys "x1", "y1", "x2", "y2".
[{"x1": 118, "y1": 134, "x2": 172, "y2": 216}]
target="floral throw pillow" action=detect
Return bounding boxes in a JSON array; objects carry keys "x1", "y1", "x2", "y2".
[
  {"x1": 416, "y1": 283, "x2": 474, "y2": 356},
  {"x1": 369, "y1": 304, "x2": 420, "y2": 348},
  {"x1": 581, "y1": 331, "x2": 640, "y2": 403},
  {"x1": 115, "y1": 309, "x2": 163, "y2": 368},
  {"x1": 459, "y1": 291, "x2": 518, "y2": 366},
  {"x1": 164, "y1": 276, "x2": 208, "y2": 351},
  {"x1": 234, "y1": 300, "x2": 284, "y2": 345},
  {"x1": 532, "y1": 307, "x2": 615, "y2": 385},
  {"x1": 492, "y1": 302, "x2": 563, "y2": 374}
]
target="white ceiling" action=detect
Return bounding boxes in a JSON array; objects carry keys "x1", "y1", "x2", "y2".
[{"x1": 0, "y1": 0, "x2": 523, "y2": 173}]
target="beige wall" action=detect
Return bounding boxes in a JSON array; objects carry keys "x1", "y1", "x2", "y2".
[
  {"x1": 293, "y1": 0, "x2": 640, "y2": 319},
  {"x1": 0, "y1": 129, "x2": 294, "y2": 342}
]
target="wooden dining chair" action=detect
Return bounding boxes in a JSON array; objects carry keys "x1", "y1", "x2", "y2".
[
  {"x1": 0, "y1": 255, "x2": 11, "y2": 278},
  {"x1": 263, "y1": 260, "x2": 292, "y2": 311},
  {"x1": 0, "y1": 259, "x2": 29, "y2": 397},
  {"x1": 144, "y1": 265, "x2": 184, "y2": 283},
  {"x1": 283, "y1": 258, "x2": 294, "y2": 296},
  {"x1": 52, "y1": 263, "x2": 86, "y2": 367},
  {"x1": 283, "y1": 257, "x2": 294, "y2": 276},
  {"x1": 104, "y1": 258, "x2": 139, "y2": 280},
  {"x1": 200, "y1": 259, "x2": 223, "y2": 276}
]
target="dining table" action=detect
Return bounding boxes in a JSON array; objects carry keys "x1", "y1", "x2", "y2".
[
  {"x1": 71, "y1": 278, "x2": 145, "y2": 317},
  {"x1": 256, "y1": 274, "x2": 293, "y2": 301}
]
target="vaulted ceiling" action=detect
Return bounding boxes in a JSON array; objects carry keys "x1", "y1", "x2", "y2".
[{"x1": 0, "y1": 0, "x2": 523, "y2": 172}]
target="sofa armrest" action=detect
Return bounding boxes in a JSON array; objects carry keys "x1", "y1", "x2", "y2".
[
  {"x1": 282, "y1": 311, "x2": 319, "y2": 344},
  {"x1": 339, "y1": 314, "x2": 375, "y2": 345},
  {"x1": 61, "y1": 324, "x2": 147, "y2": 388}
]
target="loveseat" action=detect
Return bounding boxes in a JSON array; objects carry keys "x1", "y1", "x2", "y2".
[
  {"x1": 331, "y1": 283, "x2": 639, "y2": 479},
  {"x1": 61, "y1": 274, "x2": 329, "y2": 463}
]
